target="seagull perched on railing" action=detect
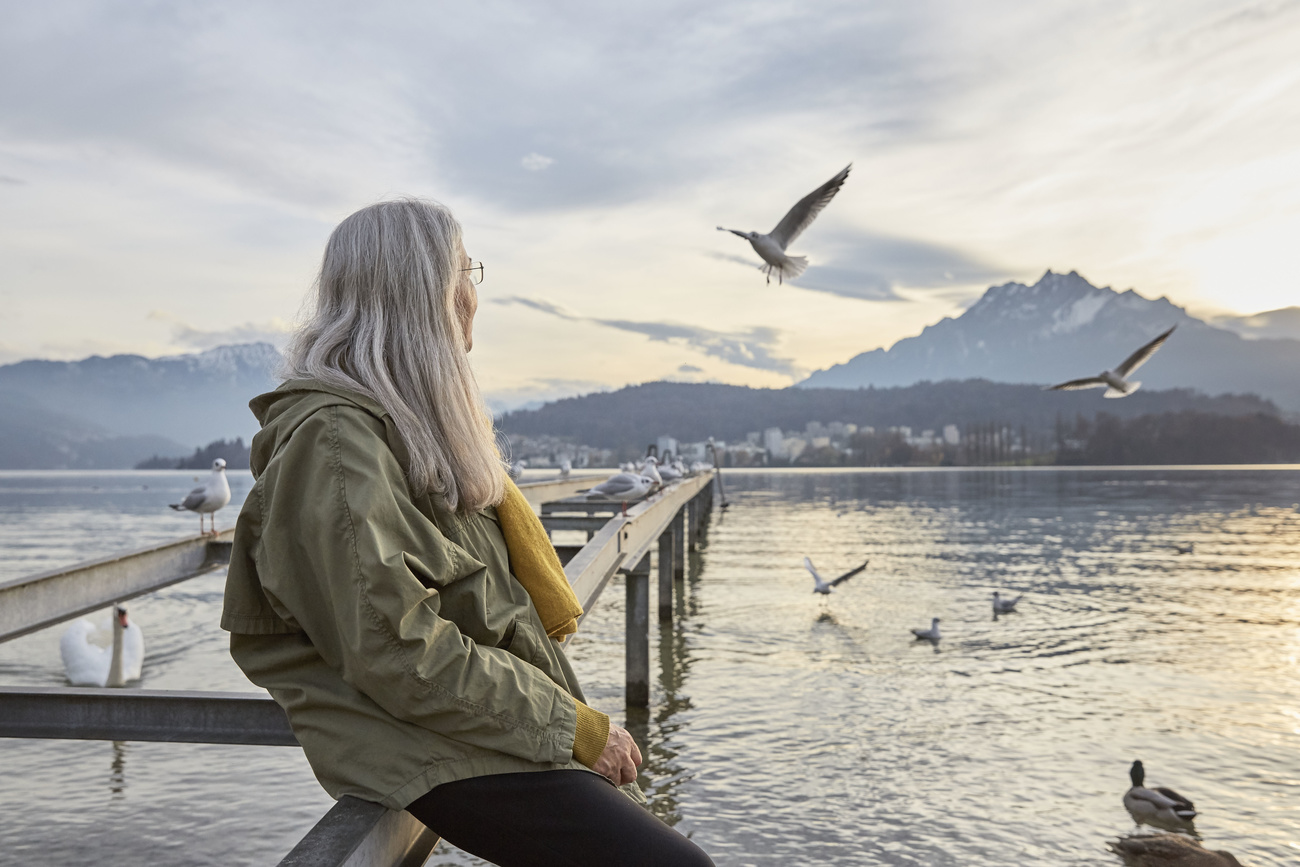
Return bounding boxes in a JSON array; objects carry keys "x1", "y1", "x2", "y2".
[
  {"x1": 803, "y1": 556, "x2": 867, "y2": 595},
  {"x1": 717, "y1": 164, "x2": 851, "y2": 284},
  {"x1": 1046, "y1": 326, "x2": 1176, "y2": 399},
  {"x1": 585, "y1": 472, "x2": 656, "y2": 501},
  {"x1": 169, "y1": 458, "x2": 231, "y2": 535}
]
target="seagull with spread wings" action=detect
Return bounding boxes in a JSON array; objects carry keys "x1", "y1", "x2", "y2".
[
  {"x1": 1046, "y1": 325, "x2": 1176, "y2": 399},
  {"x1": 718, "y1": 164, "x2": 851, "y2": 284},
  {"x1": 803, "y1": 556, "x2": 867, "y2": 595}
]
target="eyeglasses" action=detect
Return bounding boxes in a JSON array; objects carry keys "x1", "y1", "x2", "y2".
[{"x1": 460, "y1": 261, "x2": 485, "y2": 285}]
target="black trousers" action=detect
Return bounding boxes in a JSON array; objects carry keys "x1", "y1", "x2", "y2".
[{"x1": 406, "y1": 770, "x2": 714, "y2": 867}]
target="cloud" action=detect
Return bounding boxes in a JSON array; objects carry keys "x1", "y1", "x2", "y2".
[
  {"x1": 712, "y1": 228, "x2": 1008, "y2": 302},
  {"x1": 520, "y1": 153, "x2": 555, "y2": 171},
  {"x1": 677, "y1": 363, "x2": 703, "y2": 373},
  {"x1": 0, "y1": 175, "x2": 25, "y2": 185},
  {"x1": 493, "y1": 295, "x2": 800, "y2": 377},
  {"x1": 149, "y1": 311, "x2": 294, "y2": 351}
]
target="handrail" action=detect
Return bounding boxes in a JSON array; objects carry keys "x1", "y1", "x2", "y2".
[
  {"x1": 0, "y1": 686, "x2": 297, "y2": 745},
  {"x1": 0, "y1": 529, "x2": 235, "y2": 644}
]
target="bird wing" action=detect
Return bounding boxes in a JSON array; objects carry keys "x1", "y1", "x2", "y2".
[
  {"x1": 803, "y1": 557, "x2": 824, "y2": 584},
  {"x1": 768, "y1": 164, "x2": 851, "y2": 250},
  {"x1": 1046, "y1": 377, "x2": 1108, "y2": 391},
  {"x1": 1115, "y1": 325, "x2": 1176, "y2": 377},
  {"x1": 1152, "y1": 786, "x2": 1195, "y2": 812},
  {"x1": 178, "y1": 486, "x2": 208, "y2": 510},
  {"x1": 830, "y1": 559, "x2": 868, "y2": 587}
]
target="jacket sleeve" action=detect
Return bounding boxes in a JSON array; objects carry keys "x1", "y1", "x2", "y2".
[{"x1": 254, "y1": 404, "x2": 579, "y2": 766}]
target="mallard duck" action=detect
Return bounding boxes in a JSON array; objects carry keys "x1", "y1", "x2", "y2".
[
  {"x1": 1108, "y1": 833, "x2": 1242, "y2": 867},
  {"x1": 1123, "y1": 760, "x2": 1196, "y2": 827}
]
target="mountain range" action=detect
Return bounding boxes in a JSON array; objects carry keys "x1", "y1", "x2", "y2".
[
  {"x1": 800, "y1": 270, "x2": 1300, "y2": 412},
  {"x1": 497, "y1": 379, "x2": 1275, "y2": 453},
  {"x1": 0, "y1": 344, "x2": 279, "y2": 469},
  {"x1": 1, "y1": 270, "x2": 1296, "y2": 468}
]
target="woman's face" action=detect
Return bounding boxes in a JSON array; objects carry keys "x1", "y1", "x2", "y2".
[{"x1": 457, "y1": 245, "x2": 478, "y2": 352}]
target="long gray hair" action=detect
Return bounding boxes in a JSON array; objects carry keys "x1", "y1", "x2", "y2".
[{"x1": 281, "y1": 198, "x2": 504, "y2": 512}]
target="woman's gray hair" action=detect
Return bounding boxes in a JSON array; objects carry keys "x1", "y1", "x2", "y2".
[{"x1": 281, "y1": 198, "x2": 505, "y2": 512}]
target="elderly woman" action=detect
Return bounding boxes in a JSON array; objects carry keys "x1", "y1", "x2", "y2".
[{"x1": 221, "y1": 199, "x2": 713, "y2": 866}]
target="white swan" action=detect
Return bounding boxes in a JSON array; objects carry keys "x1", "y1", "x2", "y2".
[{"x1": 60, "y1": 605, "x2": 144, "y2": 687}]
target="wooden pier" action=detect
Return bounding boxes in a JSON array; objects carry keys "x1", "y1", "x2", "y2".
[{"x1": 0, "y1": 471, "x2": 718, "y2": 866}]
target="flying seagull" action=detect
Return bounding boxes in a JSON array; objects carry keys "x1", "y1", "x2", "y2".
[
  {"x1": 717, "y1": 164, "x2": 851, "y2": 284},
  {"x1": 803, "y1": 556, "x2": 867, "y2": 595},
  {"x1": 1046, "y1": 325, "x2": 1176, "y2": 398},
  {"x1": 169, "y1": 458, "x2": 231, "y2": 535}
]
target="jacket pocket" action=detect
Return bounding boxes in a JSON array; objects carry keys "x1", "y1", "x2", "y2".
[{"x1": 504, "y1": 616, "x2": 547, "y2": 668}]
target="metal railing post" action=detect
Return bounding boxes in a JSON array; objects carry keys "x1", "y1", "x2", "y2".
[
  {"x1": 625, "y1": 554, "x2": 651, "y2": 707},
  {"x1": 657, "y1": 530, "x2": 673, "y2": 623}
]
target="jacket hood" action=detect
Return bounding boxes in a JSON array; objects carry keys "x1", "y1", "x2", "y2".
[{"x1": 248, "y1": 379, "x2": 411, "y2": 477}]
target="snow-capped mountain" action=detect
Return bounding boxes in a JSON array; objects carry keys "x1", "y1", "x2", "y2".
[
  {"x1": 0, "y1": 342, "x2": 282, "y2": 450},
  {"x1": 800, "y1": 270, "x2": 1300, "y2": 411}
]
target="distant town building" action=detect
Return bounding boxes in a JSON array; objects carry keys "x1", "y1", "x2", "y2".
[
  {"x1": 656, "y1": 435, "x2": 679, "y2": 459},
  {"x1": 943, "y1": 424, "x2": 960, "y2": 445},
  {"x1": 763, "y1": 427, "x2": 786, "y2": 458}
]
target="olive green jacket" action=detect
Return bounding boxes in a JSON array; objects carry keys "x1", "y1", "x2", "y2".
[{"x1": 221, "y1": 380, "x2": 611, "y2": 810}]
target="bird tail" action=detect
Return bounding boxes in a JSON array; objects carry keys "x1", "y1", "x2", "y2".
[
  {"x1": 763, "y1": 255, "x2": 808, "y2": 281},
  {"x1": 168, "y1": 504, "x2": 184, "y2": 511},
  {"x1": 1104, "y1": 381, "x2": 1139, "y2": 398}
]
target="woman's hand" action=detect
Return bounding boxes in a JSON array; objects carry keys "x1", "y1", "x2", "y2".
[{"x1": 591, "y1": 724, "x2": 642, "y2": 786}]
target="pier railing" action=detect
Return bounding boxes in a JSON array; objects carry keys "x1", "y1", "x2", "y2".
[{"x1": 0, "y1": 471, "x2": 717, "y2": 866}]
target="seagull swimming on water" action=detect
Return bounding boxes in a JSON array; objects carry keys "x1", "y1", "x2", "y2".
[
  {"x1": 911, "y1": 618, "x2": 941, "y2": 641},
  {"x1": 1046, "y1": 326, "x2": 1176, "y2": 399},
  {"x1": 992, "y1": 591, "x2": 1023, "y2": 614},
  {"x1": 803, "y1": 556, "x2": 867, "y2": 595},
  {"x1": 717, "y1": 164, "x2": 851, "y2": 284},
  {"x1": 169, "y1": 458, "x2": 231, "y2": 535}
]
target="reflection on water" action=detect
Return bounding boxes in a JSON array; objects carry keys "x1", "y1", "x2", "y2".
[
  {"x1": 3, "y1": 468, "x2": 1300, "y2": 865},
  {"x1": 109, "y1": 741, "x2": 126, "y2": 799}
]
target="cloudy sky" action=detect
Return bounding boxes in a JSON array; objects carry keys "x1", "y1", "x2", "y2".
[{"x1": 2, "y1": 1, "x2": 1299, "y2": 406}]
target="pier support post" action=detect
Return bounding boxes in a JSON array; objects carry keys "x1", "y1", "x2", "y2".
[
  {"x1": 625, "y1": 554, "x2": 651, "y2": 707},
  {"x1": 688, "y1": 498, "x2": 699, "y2": 551},
  {"x1": 657, "y1": 530, "x2": 673, "y2": 623},
  {"x1": 672, "y1": 508, "x2": 686, "y2": 580}
]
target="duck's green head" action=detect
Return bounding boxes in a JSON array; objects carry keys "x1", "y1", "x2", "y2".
[{"x1": 1129, "y1": 760, "x2": 1145, "y2": 787}]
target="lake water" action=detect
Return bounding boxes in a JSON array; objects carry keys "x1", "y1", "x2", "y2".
[{"x1": 2, "y1": 467, "x2": 1299, "y2": 866}]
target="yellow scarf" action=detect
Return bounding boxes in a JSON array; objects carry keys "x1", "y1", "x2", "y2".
[{"x1": 495, "y1": 477, "x2": 583, "y2": 641}]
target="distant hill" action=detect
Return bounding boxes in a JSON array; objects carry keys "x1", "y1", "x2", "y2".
[
  {"x1": 497, "y1": 379, "x2": 1277, "y2": 450},
  {"x1": 799, "y1": 271, "x2": 1300, "y2": 412},
  {"x1": 0, "y1": 389, "x2": 188, "y2": 469},
  {"x1": 0, "y1": 343, "x2": 280, "y2": 469}
]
